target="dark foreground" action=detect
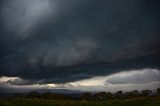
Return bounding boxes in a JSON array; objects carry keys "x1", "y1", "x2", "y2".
[
  {"x1": 1, "y1": 89, "x2": 160, "y2": 106},
  {"x1": 0, "y1": 96, "x2": 160, "y2": 106}
]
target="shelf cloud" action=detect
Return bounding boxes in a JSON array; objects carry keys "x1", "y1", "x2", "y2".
[{"x1": 0, "y1": 0, "x2": 160, "y2": 92}]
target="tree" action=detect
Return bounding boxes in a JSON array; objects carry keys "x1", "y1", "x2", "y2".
[
  {"x1": 115, "y1": 91, "x2": 123, "y2": 98},
  {"x1": 157, "y1": 88, "x2": 160, "y2": 95},
  {"x1": 14, "y1": 93, "x2": 25, "y2": 98},
  {"x1": 93, "y1": 92, "x2": 112, "y2": 100},
  {"x1": 81, "y1": 92, "x2": 92, "y2": 100},
  {"x1": 124, "y1": 90, "x2": 140, "y2": 98},
  {"x1": 42, "y1": 92, "x2": 67, "y2": 100},
  {"x1": 26, "y1": 91, "x2": 41, "y2": 98},
  {"x1": 42, "y1": 92, "x2": 54, "y2": 99},
  {"x1": 141, "y1": 90, "x2": 152, "y2": 96},
  {"x1": 105, "y1": 92, "x2": 113, "y2": 99},
  {"x1": 93, "y1": 92, "x2": 106, "y2": 100}
]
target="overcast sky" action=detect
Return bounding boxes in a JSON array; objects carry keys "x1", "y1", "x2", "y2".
[{"x1": 0, "y1": 0, "x2": 160, "y2": 93}]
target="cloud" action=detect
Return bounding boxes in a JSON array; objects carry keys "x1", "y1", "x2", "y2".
[
  {"x1": 50, "y1": 68, "x2": 160, "y2": 91},
  {"x1": 0, "y1": 76, "x2": 19, "y2": 84},
  {"x1": 64, "y1": 68, "x2": 160, "y2": 86},
  {"x1": 107, "y1": 69, "x2": 160, "y2": 84},
  {"x1": 0, "y1": 0, "x2": 160, "y2": 86},
  {"x1": 1, "y1": 0, "x2": 54, "y2": 38},
  {"x1": 0, "y1": 76, "x2": 32, "y2": 85},
  {"x1": 1, "y1": 68, "x2": 160, "y2": 92},
  {"x1": 42, "y1": 38, "x2": 98, "y2": 67},
  {"x1": 0, "y1": 0, "x2": 91, "y2": 39}
]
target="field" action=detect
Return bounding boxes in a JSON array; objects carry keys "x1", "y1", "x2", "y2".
[{"x1": 0, "y1": 96, "x2": 160, "y2": 106}]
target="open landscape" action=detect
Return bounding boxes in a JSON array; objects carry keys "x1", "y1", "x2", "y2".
[
  {"x1": 1, "y1": 97, "x2": 160, "y2": 106},
  {"x1": 0, "y1": 0, "x2": 160, "y2": 106},
  {"x1": 1, "y1": 88, "x2": 160, "y2": 106}
]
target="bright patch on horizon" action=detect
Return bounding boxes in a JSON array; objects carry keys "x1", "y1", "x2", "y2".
[
  {"x1": 0, "y1": 76, "x2": 20, "y2": 84},
  {"x1": 66, "y1": 68, "x2": 160, "y2": 87},
  {"x1": 47, "y1": 84, "x2": 58, "y2": 88}
]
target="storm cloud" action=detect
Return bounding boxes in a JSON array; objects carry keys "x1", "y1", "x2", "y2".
[
  {"x1": 0, "y1": 68, "x2": 160, "y2": 92},
  {"x1": 0, "y1": 0, "x2": 160, "y2": 92}
]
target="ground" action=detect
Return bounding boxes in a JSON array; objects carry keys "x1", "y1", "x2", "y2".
[{"x1": 0, "y1": 96, "x2": 160, "y2": 106}]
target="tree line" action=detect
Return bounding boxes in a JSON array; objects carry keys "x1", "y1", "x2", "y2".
[{"x1": 13, "y1": 88, "x2": 160, "y2": 100}]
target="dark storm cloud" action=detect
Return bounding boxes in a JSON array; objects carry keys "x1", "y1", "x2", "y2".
[{"x1": 0, "y1": 0, "x2": 160, "y2": 84}]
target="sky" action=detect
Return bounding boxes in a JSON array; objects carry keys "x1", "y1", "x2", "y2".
[{"x1": 0, "y1": 0, "x2": 160, "y2": 93}]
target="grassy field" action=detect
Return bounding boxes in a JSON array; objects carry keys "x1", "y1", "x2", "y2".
[{"x1": 0, "y1": 96, "x2": 160, "y2": 106}]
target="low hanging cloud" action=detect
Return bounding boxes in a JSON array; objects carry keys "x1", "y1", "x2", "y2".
[
  {"x1": 0, "y1": 68, "x2": 160, "y2": 92},
  {"x1": 0, "y1": 76, "x2": 34, "y2": 85},
  {"x1": 65, "y1": 68, "x2": 160, "y2": 87},
  {"x1": 0, "y1": 0, "x2": 160, "y2": 92},
  {"x1": 107, "y1": 69, "x2": 160, "y2": 84},
  {"x1": 0, "y1": 76, "x2": 19, "y2": 84},
  {"x1": 52, "y1": 68, "x2": 160, "y2": 91}
]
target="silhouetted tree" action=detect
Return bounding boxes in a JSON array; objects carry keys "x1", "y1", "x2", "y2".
[
  {"x1": 42, "y1": 92, "x2": 68, "y2": 100},
  {"x1": 93, "y1": 92, "x2": 113, "y2": 100},
  {"x1": 11, "y1": 89, "x2": 157, "y2": 100},
  {"x1": 26, "y1": 91, "x2": 41, "y2": 98},
  {"x1": 115, "y1": 91, "x2": 123, "y2": 98},
  {"x1": 133, "y1": 90, "x2": 139, "y2": 95},
  {"x1": 105, "y1": 92, "x2": 113, "y2": 99},
  {"x1": 14, "y1": 93, "x2": 25, "y2": 98},
  {"x1": 124, "y1": 90, "x2": 140, "y2": 98},
  {"x1": 157, "y1": 88, "x2": 160, "y2": 95},
  {"x1": 42, "y1": 92, "x2": 54, "y2": 99},
  {"x1": 93, "y1": 92, "x2": 106, "y2": 100},
  {"x1": 81, "y1": 92, "x2": 92, "y2": 100},
  {"x1": 141, "y1": 90, "x2": 152, "y2": 96}
]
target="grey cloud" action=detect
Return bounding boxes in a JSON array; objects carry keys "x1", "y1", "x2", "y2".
[
  {"x1": 0, "y1": 0, "x2": 160, "y2": 85},
  {"x1": 1, "y1": 69, "x2": 159, "y2": 92},
  {"x1": 42, "y1": 39, "x2": 98, "y2": 66},
  {"x1": 107, "y1": 69, "x2": 160, "y2": 84},
  {"x1": 1, "y1": 0, "x2": 54, "y2": 38},
  {"x1": 6, "y1": 78, "x2": 32, "y2": 85}
]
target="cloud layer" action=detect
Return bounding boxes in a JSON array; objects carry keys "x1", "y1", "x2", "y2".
[
  {"x1": 0, "y1": 0, "x2": 160, "y2": 91},
  {"x1": 1, "y1": 0, "x2": 54, "y2": 38},
  {"x1": 0, "y1": 68, "x2": 160, "y2": 92}
]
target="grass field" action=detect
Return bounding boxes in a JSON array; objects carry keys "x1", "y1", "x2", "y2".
[{"x1": 0, "y1": 96, "x2": 160, "y2": 106}]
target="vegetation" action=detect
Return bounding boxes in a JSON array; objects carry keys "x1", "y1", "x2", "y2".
[{"x1": 0, "y1": 88, "x2": 160, "y2": 106}]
